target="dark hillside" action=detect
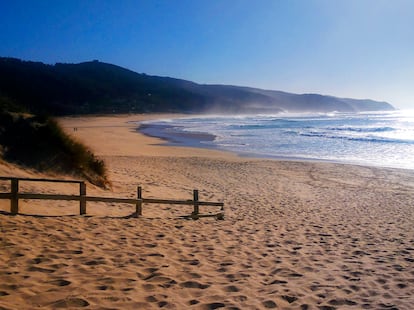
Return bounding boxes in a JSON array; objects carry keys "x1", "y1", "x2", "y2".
[
  {"x1": 0, "y1": 57, "x2": 394, "y2": 115},
  {"x1": 0, "y1": 58, "x2": 208, "y2": 115}
]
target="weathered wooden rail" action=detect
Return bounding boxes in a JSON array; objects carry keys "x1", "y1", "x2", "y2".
[{"x1": 0, "y1": 177, "x2": 224, "y2": 219}]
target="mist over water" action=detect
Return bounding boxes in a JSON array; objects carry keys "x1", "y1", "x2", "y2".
[{"x1": 141, "y1": 110, "x2": 414, "y2": 170}]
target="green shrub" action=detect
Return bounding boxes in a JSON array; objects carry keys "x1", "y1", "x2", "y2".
[{"x1": 0, "y1": 111, "x2": 109, "y2": 187}]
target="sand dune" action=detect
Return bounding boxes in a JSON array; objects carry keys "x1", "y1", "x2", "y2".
[{"x1": 1, "y1": 114, "x2": 413, "y2": 309}]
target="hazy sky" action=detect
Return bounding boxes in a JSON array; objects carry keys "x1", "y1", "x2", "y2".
[{"x1": 1, "y1": 0, "x2": 413, "y2": 109}]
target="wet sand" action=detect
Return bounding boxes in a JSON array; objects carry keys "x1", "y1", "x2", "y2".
[{"x1": 0, "y1": 114, "x2": 413, "y2": 309}]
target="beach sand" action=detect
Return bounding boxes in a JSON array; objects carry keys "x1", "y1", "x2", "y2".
[{"x1": 1, "y1": 114, "x2": 414, "y2": 309}]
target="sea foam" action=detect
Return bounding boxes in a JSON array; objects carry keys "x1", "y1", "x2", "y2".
[{"x1": 140, "y1": 111, "x2": 414, "y2": 170}]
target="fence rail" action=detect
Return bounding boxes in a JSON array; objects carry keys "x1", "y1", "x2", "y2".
[{"x1": 0, "y1": 177, "x2": 224, "y2": 219}]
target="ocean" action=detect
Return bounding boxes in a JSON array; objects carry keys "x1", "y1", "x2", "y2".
[{"x1": 139, "y1": 110, "x2": 414, "y2": 170}]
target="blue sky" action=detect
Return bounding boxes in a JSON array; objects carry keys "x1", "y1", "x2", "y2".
[{"x1": 1, "y1": 0, "x2": 413, "y2": 109}]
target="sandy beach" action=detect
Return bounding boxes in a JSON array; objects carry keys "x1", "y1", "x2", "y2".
[{"x1": 1, "y1": 114, "x2": 414, "y2": 310}]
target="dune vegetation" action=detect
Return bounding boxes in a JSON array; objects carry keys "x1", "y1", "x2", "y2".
[{"x1": 0, "y1": 98, "x2": 108, "y2": 187}]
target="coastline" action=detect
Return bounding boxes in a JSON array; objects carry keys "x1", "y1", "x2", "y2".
[
  {"x1": 138, "y1": 123, "x2": 216, "y2": 148},
  {"x1": 1, "y1": 113, "x2": 413, "y2": 309},
  {"x1": 136, "y1": 117, "x2": 414, "y2": 171},
  {"x1": 57, "y1": 113, "x2": 237, "y2": 159}
]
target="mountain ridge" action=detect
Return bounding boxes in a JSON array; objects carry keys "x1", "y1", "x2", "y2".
[{"x1": 0, "y1": 57, "x2": 395, "y2": 115}]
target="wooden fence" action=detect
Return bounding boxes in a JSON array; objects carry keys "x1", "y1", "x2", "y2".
[{"x1": 0, "y1": 177, "x2": 224, "y2": 219}]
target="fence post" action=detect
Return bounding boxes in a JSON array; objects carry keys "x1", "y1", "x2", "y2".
[
  {"x1": 136, "y1": 186, "x2": 142, "y2": 217},
  {"x1": 192, "y1": 189, "x2": 199, "y2": 219},
  {"x1": 80, "y1": 182, "x2": 86, "y2": 215},
  {"x1": 11, "y1": 178, "x2": 19, "y2": 214}
]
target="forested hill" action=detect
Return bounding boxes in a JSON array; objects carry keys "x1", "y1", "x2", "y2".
[{"x1": 0, "y1": 57, "x2": 394, "y2": 115}]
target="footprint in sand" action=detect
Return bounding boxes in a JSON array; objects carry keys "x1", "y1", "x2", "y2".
[
  {"x1": 328, "y1": 299, "x2": 357, "y2": 306},
  {"x1": 189, "y1": 299, "x2": 200, "y2": 305},
  {"x1": 270, "y1": 267, "x2": 303, "y2": 278},
  {"x1": 49, "y1": 279, "x2": 71, "y2": 287},
  {"x1": 142, "y1": 273, "x2": 177, "y2": 288},
  {"x1": 225, "y1": 285, "x2": 239, "y2": 292},
  {"x1": 281, "y1": 295, "x2": 298, "y2": 304},
  {"x1": 96, "y1": 285, "x2": 113, "y2": 291},
  {"x1": 179, "y1": 281, "x2": 210, "y2": 289},
  {"x1": 201, "y1": 302, "x2": 226, "y2": 309},
  {"x1": 27, "y1": 266, "x2": 55, "y2": 273},
  {"x1": 262, "y1": 300, "x2": 277, "y2": 308},
  {"x1": 51, "y1": 297, "x2": 89, "y2": 308}
]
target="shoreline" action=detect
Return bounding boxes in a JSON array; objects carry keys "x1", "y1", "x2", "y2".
[
  {"x1": 137, "y1": 118, "x2": 414, "y2": 172},
  {"x1": 57, "y1": 113, "x2": 238, "y2": 159},
  {"x1": 138, "y1": 123, "x2": 216, "y2": 148},
  {"x1": 1, "y1": 113, "x2": 413, "y2": 310}
]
